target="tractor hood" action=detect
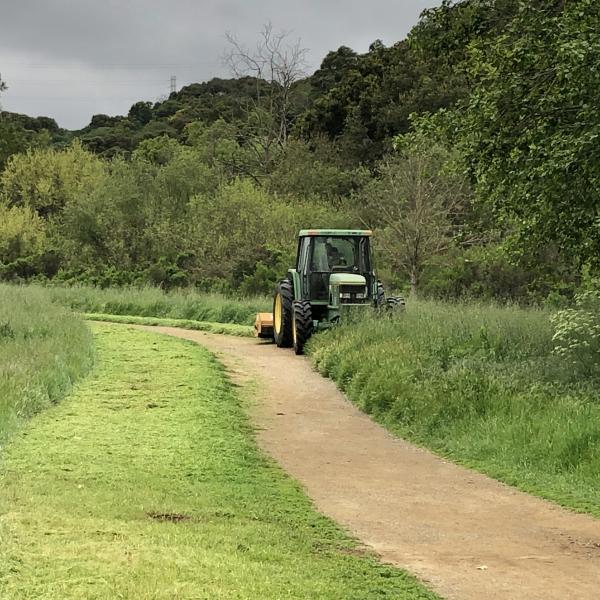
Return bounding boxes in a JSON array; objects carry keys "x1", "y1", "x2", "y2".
[{"x1": 329, "y1": 273, "x2": 366, "y2": 286}]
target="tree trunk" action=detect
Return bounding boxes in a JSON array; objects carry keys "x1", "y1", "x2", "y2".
[{"x1": 410, "y1": 267, "x2": 419, "y2": 298}]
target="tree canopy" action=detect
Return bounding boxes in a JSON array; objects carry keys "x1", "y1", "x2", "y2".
[{"x1": 457, "y1": 0, "x2": 600, "y2": 269}]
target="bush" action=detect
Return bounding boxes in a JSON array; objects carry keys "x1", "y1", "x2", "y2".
[{"x1": 551, "y1": 291, "x2": 600, "y2": 376}]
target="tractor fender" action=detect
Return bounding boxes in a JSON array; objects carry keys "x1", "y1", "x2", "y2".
[{"x1": 287, "y1": 269, "x2": 302, "y2": 301}]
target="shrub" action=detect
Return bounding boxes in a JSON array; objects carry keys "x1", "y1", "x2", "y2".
[{"x1": 551, "y1": 291, "x2": 600, "y2": 376}]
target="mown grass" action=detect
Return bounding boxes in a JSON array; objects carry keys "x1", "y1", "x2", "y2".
[
  {"x1": 0, "y1": 284, "x2": 93, "y2": 450},
  {"x1": 84, "y1": 313, "x2": 253, "y2": 336},
  {"x1": 0, "y1": 323, "x2": 437, "y2": 600},
  {"x1": 40, "y1": 283, "x2": 270, "y2": 326},
  {"x1": 308, "y1": 300, "x2": 600, "y2": 517}
]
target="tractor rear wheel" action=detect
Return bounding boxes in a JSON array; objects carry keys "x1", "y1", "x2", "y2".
[
  {"x1": 273, "y1": 279, "x2": 294, "y2": 347},
  {"x1": 386, "y1": 296, "x2": 406, "y2": 311},
  {"x1": 292, "y1": 300, "x2": 313, "y2": 355}
]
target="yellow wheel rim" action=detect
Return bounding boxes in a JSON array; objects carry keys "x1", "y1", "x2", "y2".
[
  {"x1": 274, "y1": 293, "x2": 282, "y2": 335},
  {"x1": 292, "y1": 311, "x2": 297, "y2": 346}
]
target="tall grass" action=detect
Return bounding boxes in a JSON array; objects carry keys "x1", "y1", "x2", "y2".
[
  {"x1": 0, "y1": 284, "x2": 94, "y2": 449},
  {"x1": 39, "y1": 284, "x2": 271, "y2": 326},
  {"x1": 309, "y1": 300, "x2": 600, "y2": 516}
]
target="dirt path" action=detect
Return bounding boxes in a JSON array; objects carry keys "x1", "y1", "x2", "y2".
[{"x1": 140, "y1": 326, "x2": 600, "y2": 600}]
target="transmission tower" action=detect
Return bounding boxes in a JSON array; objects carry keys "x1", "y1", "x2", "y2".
[{"x1": 170, "y1": 75, "x2": 177, "y2": 94}]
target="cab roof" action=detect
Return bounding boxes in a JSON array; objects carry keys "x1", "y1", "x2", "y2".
[{"x1": 298, "y1": 229, "x2": 372, "y2": 237}]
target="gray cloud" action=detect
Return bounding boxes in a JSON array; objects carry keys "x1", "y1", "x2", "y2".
[{"x1": 0, "y1": 0, "x2": 439, "y2": 129}]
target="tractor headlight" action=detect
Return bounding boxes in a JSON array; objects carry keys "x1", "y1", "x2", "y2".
[
  {"x1": 340, "y1": 292, "x2": 352, "y2": 299},
  {"x1": 355, "y1": 292, "x2": 366, "y2": 299}
]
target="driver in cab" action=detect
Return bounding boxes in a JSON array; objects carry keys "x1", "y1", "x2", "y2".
[{"x1": 325, "y1": 241, "x2": 347, "y2": 269}]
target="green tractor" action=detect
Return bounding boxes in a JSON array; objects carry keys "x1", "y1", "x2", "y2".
[{"x1": 254, "y1": 229, "x2": 405, "y2": 354}]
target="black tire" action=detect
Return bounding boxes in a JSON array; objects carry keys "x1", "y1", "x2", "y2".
[
  {"x1": 376, "y1": 281, "x2": 386, "y2": 308},
  {"x1": 292, "y1": 300, "x2": 313, "y2": 355},
  {"x1": 386, "y1": 296, "x2": 406, "y2": 311},
  {"x1": 273, "y1": 279, "x2": 294, "y2": 347}
]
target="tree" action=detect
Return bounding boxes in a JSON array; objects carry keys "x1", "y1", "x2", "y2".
[
  {"x1": 0, "y1": 205, "x2": 46, "y2": 263},
  {"x1": 310, "y1": 46, "x2": 359, "y2": 94},
  {"x1": 458, "y1": 0, "x2": 600, "y2": 270},
  {"x1": 1, "y1": 141, "x2": 106, "y2": 218},
  {"x1": 297, "y1": 38, "x2": 472, "y2": 166},
  {"x1": 0, "y1": 204, "x2": 49, "y2": 280},
  {"x1": 0, "y1": 75, "x2": 14, "y2": 168},
  {"x1": 338, "y1": 106, "x2": 374, "y2": 166},
  {"x1": 132, "y1": 135, "x2": 182, "y2": 166},
  {"x1": 361, "y1": 135, "x2": 472, "y2": 296},
  {"x1": 128, "y1": 101, "x2": 153, "y2": 126},
  {"x1": 88, "y1": 114, "x2": 123, "y2": 129},
  {"x1": 267, "y1": 138, "x2": 368, "y2": 201},
  {"x1": 185, "y1": 119, "x2": 244, "y2": 178},
  {"x1": 0, "y1": 118, "x2": 28, "y2": 171},
  {"x1": 224, "y1": 23, "x2": 308, "y2": 175}
]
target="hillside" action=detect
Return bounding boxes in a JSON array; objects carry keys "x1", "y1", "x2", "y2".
[{"x1": 0, "y1": 0, "x2": 598, "y2": 303}]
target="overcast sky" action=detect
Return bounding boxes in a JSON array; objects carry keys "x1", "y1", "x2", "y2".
[{"x1": 0, "y1": 1, "x2": 439, "y2": 130}]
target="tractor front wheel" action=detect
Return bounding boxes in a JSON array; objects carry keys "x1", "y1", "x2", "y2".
[
  {"x1": 292, "y1": 300, "x2": 313, "y2": 355},
  {"x1": 273, "y1": 279, "x2": 294, "y2": 347}
]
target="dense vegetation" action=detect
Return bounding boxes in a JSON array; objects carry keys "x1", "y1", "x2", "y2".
[
  {"x1": 0, "y1": 111, "x2": 69, "y2": 171},
  {"x1": 0, "y1": 323, "x2": 437, "y2": 599},
  {"x1": 309, "y1": 300, "x2": 600, "y2": 516},
  {"x1": 1, "y1": 0, "x2": 598, "y2": 303},
  {"x1": 0, "y1": 284, "x2": 93, "y2": 447}
]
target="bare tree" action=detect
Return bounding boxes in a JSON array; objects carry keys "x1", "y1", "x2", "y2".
[
  {"x1": 224, "y1": 23, "x2": 308, "y2": 175},
  {"x1": 362, "y1": 140, "x2": 474, "y2": 297}
]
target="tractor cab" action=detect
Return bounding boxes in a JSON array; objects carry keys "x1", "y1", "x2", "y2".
[
  {"x1": 295, "y1": 230, "x2": 374, "y2": 307},
  {"x1": 254, "y1": 229, "x2": 404, "y2": 355}
]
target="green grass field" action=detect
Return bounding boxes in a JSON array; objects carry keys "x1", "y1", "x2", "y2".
[
  {"x1": 0, "y1": 284, "x2": 93, "y2": 448},
  {"x1": 41, "y1": 283, "x2": 270, "y2": 326},
  {"x1": 308, "y1": 300, "x2": 600, "y2": 517},
  {"x1": 0, "y1": 323, "x2": 436, "y2": 600}
]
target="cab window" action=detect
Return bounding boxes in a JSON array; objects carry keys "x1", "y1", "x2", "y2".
[{"x1": 310, "y1": 236, "x2": 365, "y2": 272}]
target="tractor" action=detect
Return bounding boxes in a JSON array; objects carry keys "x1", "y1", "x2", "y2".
[{"x1": 254, "y1": 229, "x2": 405, "y2": 354}]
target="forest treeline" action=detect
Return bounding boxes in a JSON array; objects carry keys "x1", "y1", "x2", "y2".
[{"x1": 1, "y1": 0, "x2": 599, "y2": 302}]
